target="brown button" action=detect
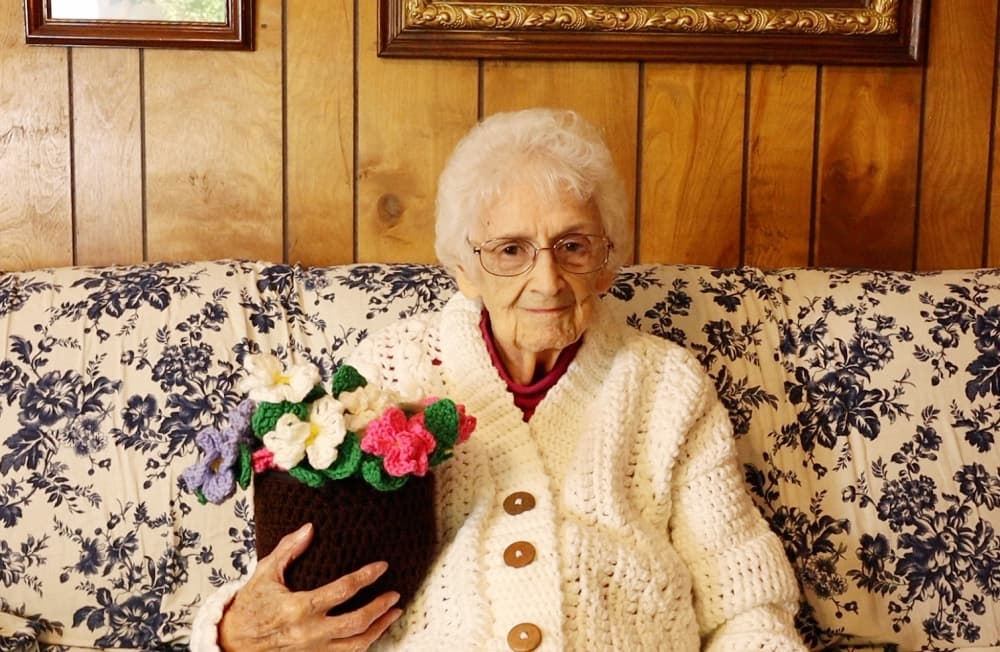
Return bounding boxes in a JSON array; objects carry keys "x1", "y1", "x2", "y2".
[
  {"x1": 503, "y1": 491, "x2": 536, "y2": 515},
  {"x1": 507, "y1": 622, "x2": 542, "y2": 651},
  {"x1": 503, "y1": 541, "x2": 536, "y2": 568}
]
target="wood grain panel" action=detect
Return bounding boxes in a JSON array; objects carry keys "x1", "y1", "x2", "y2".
[
  {"x1": 72, "y1": 48, "x2": 143, "y2": 266},
  {"x1": 143, "y1": 0, "x2": 283, "y2": 263},
  {"x1": 639, "y1": 64, "x2": 745, "y2": 266},
  {"x1": 481, "y1": 60, "x2": 640, "y2": 263},
  {"x1": 356, "y1": 1, "x2": 478, "y2": 263},
  {"x1": 916, "y1": 0, "x2": 996, "y2": 270},
  {"x1": 286, "y1": 0, "x2": 354, "y2": 266},
  {"x1": 745, "y1": 65, "x2": 816, "y2": 269},
  {"x1": 815, "y1": 67, "x2": 922, "y2": 270},
  {"x1": 0, "y1": 2, "x2": 72, "y2": 270},
  {"x1": 0, "y1": 1, "x2": 998, "y2": 273},
  {"x1": 992, "y1": 18, "x2": 1000, "y2": 268}
]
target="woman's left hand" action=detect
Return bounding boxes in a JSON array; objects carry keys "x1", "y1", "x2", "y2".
[{"x1": 218, "y1": 523, "x2": 402, "y2": 651}]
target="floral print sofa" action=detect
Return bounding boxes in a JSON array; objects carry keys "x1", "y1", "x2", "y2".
[{"x1": 1, "y1": 259, "x2": 999, "y2": 652}]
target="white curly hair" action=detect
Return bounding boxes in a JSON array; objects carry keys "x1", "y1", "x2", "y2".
[{"x1": 434, "y1": 108, "x2": 631, "y2": 274}]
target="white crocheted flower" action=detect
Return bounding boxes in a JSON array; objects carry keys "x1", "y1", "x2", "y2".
[
  {"x1": 239, "y1": 354, "x2": 319, "y2": 404},
  {"x1": 339, "y1": 384, "x2": 396, "y2": 433},
  {"x1": 262, "y1": 396, "x2": 347, "y2": 470}
]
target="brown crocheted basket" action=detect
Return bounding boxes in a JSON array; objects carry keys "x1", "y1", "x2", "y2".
[{"x1": 253, "y1": 471, "x2": 436, "y2": 614}]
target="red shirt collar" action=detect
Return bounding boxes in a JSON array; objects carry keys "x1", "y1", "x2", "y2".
[{"x1": 479, "y1": 310, "x2": 581, "y2": 421}]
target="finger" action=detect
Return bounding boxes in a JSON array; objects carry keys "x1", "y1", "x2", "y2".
[
  {"x1": 320, "y1": 592, "x2": 401, "y2": 642},
  {"x1": 341, "y1": 606, "x2": 403, "y2": 649},
  {"x1": 308, "y1": 561, "x2": 390, "y2": 613},
  {"x1": 257, "y1": 522, "x2": 314, "y2": 582},
  {"x1": 369, "y1": 606, "x2": 404, "y2": 640}
]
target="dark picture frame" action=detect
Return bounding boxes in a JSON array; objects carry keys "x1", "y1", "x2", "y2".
[
  {"x1": 24, "y1": 0, "x2": 254, "y2": 50},
  {"x1": 378, "y1": 0, "x2": 928, "y2": 65}
]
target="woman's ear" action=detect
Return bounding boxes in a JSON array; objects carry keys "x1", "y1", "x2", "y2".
[{"x1": 454, "y1": 265, "x2": 482, "y2": 300}]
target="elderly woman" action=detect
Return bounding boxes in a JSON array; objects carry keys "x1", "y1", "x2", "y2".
[{"x1": 191, "y1": 108, "x2": 807, "y2": 651}]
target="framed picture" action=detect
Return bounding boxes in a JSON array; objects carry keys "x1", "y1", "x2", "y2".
[
  {"x1": 378, "y1": 0, "x2": 928, "y2": 64},
  {"x1": 24, "y1": 0, "x2": 254, "y2": 50}
]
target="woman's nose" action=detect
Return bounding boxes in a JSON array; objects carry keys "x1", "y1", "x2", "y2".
[{"x1": 528, "y1": 248, "x2": 564, "y2": 292}]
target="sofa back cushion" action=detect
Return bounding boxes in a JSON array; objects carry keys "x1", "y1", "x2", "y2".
[{"x1": 1, "y1": 260, "x2": 998, "y2": 650}]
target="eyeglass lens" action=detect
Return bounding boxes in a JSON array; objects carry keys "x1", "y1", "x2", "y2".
[{"x1": 477, "y1": 234, "x2": 610, "y2": 276}]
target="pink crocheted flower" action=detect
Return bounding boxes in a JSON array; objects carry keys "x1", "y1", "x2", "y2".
[
  {"x1": 361, "y1": 406, "x2": 437, "y2": 477},
  {"x1": 252, "y1": 447, "x2": 276, "y2": 473},
  {"x1": 414, "y1": 399, "x2": 476, "y2": 445}
]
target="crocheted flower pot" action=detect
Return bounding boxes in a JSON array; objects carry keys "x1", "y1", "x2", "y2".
[{"x1": 253, "y1": 471, "x2": 436, "y2": 614}]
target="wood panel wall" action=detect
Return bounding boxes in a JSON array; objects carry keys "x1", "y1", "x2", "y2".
[{"x1": 1, "y1": 1, "x2": 998, "y2": 272}]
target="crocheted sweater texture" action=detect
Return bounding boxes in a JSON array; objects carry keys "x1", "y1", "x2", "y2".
[{"x1": 191, "y1": 293, "x2": 807, "y2": 651}]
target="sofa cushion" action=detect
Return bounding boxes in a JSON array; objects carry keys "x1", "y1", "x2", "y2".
[
  {"x1": 756, "y1": 268, "x2": 1000, "y2": 650},
  {"x1": 1, "y1": 260, "x2": 999, "y2": 650}
]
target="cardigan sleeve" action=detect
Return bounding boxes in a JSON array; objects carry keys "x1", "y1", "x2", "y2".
[
  {"x1": 188, "y1": 562, "x2": 254, "y2": 652},
  {"x1": 667, "y1": 374, "x2": 807, "y2": 651}
]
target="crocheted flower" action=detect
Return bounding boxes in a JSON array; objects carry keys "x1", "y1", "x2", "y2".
[
  {"x1": 361, "y1": 406, "x2": 437, "y2": 477},
  {"x1": 419, "y1": 397, "x2": 476, "y2": 445},
  {"x1": 239, "y1": 354, "x2": 320, "y2": 404},
  {"x1": 181, "y1": 425, "x2": 242, "y2": 504},
  {"x1": 228, "y1": 398, "x2": 256, "y2": 436},
  {"x1": 456, "y1": 404, "x2": 476, "y2": 444},
  {"x1": 339, "y1": 383, "x2": 396, "y2": 433},
  {"x1": 252, "y1": 447, "x2": 276, "y2": 473},
  {"x1": 262, "y1": 396, "x2": 348, "y2": 470}
]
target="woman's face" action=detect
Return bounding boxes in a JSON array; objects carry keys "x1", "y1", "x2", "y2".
[{"x1": 455, "y1": 185, "x2": 614, "y2": 374}]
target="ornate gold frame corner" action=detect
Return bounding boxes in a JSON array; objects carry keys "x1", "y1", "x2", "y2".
[{"x1": 378, "y1": 0, "x2": 928, "y2": 64}]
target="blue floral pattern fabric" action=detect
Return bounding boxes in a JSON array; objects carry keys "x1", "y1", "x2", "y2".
[{"x1": 1, "y1": 260, "x2": 998, "y2": 651}]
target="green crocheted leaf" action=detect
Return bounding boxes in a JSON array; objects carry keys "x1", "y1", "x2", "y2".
[
  {"x1": 304, "y1": 383, "x2": 327, "y2": 403},
  {"x1": 331, "y1": 364, "x2": 367, "y2": 397},
  {"x1": 321, "y1": 433, "x2": 362, "y2": 481},
  {"x1": 429, "y1": 446, "x2": 454, "y2": 467},
  {"x1": 288, "y1": 465, "x2": 326, "y2": 489},
  {"x1": 360, "y1": 456, "x2": 408, "y2": 492},
  {"x1": 194, "y1": 488, "x2": 208, "y2": 505},
  {"x1": 423, "y1": 398, "x2": 459, "y2": 466},
  {"x1": 252, "y1": 401, "x2": 308, "y2": 438},
  {"x1": 237, "y1": 443, "x2": 253, "y2": 490}
]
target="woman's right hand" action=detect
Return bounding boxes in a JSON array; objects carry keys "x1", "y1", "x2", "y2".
[{"x1": 218, "y1": 523, "x2": 403, "y2": 651}]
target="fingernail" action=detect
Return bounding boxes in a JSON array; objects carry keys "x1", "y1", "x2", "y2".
[
  {"x1": 388, "y1": 591, "x2": 400, "y2": 606},
  {"x1": 295, "y1": 523, "x2": 312, "y2": 540},
  {"x1": 374, "y1": 561, "x2": 389, "y2": 575}
]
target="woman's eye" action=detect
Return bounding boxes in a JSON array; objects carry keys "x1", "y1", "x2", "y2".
[
  {"x1": 498, "y1": 243, "x2": 528, "y2": 257},
  {"x1": 559, "y1": 237, "x2": 590, "y2": 254}
]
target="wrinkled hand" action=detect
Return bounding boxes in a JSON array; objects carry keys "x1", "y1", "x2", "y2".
[{"x1": 219, "y1": 523, "x2": 402, "y2": 651}]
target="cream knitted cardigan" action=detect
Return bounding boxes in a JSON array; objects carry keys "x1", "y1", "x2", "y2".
[{"x1": 191, "y1": 293, "x2": 807, "y2": 651}]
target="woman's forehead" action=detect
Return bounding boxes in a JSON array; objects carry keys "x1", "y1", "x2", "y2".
[{"x1": 478, "y1": 188, "x2": 602, "y2": 240}]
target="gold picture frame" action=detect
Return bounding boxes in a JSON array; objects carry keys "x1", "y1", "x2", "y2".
[
  {"x1": 378, "y1": 0, "x2": 928, "y2": 64},
  {"x1": 24, "y1": 0, "x2": 254, "y2": 50}
]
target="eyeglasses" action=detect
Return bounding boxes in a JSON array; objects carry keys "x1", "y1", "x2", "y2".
[{"x1": 472, "y1": 233, "x2": 613, "y2": 277}]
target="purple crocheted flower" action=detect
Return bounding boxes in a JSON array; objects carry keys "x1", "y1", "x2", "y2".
[
  {"x1": 227, "y1": 398, "x2": 255, "y2": 440},
  {"x1": 182, "y1": 425, "x2": 242, "y2": 504}
]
